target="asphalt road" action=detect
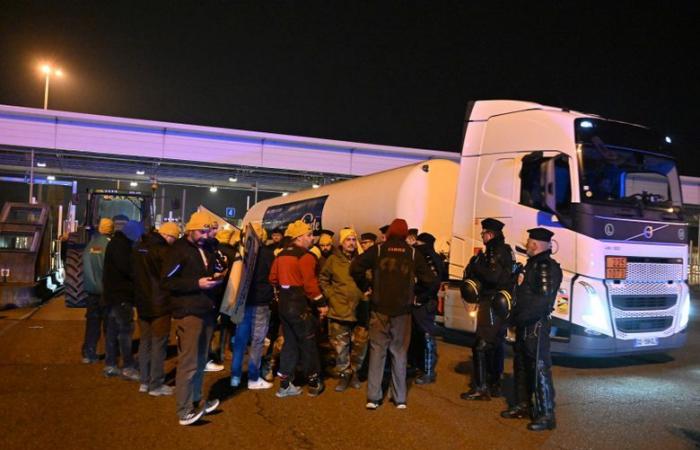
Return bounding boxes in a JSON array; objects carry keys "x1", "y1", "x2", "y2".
[{"x1": 0, "y1": 294, "x2": 698, "y2": 450}]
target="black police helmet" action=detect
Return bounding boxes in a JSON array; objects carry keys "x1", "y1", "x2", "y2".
[
  {"x1": 491, "y1": 290, "x2": 513, "y2": 320},
  {"x1": 460, "y1": 278, "x2": 481, "y2": 304}
]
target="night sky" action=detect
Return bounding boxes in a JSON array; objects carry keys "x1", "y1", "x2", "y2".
[{"x1": 1, "y1": 1, "x2": 698, "y2": 176}]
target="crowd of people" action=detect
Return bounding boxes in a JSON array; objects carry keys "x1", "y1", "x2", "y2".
[{"x1": 80, "y1": 210, "x2": 561, "y2": 432}]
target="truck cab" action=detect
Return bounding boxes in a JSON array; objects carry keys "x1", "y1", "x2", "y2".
[{"x1": 443, "y1": 100, "x2": 690, "y2": 356}]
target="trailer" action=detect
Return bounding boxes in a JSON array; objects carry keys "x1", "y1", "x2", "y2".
[{"x1": 243, "y1": 100, "x2": 691, "y2": 357}]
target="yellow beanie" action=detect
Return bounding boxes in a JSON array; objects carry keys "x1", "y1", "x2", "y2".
[
  {"x1": 285, "y1": 220, "x2": 311, "y2": 239},
  {"x1": 185, "y1": 211, "x2": 212, "y2": 231},
  {"x1": 216, "y1": 227, "x2": 233, "y2": 244},
  {"x1": 229, "y1": 228, "x2": 242, "y2": 246},
  {"x1": 319, "y1": 234, "x2": 333, "y2": 245},
  {"x1": 339, "y1": 227, "x2": 357, "y2": 244},
  {"x1": 309, "y1": 246, "x2": 322, "y2": 259},
  {"x1": 158, "y1": 222, "x2": 180, "y2": 239},
  {"x1": 98, "y1": 218, "x2": 114, "y2": 235}
]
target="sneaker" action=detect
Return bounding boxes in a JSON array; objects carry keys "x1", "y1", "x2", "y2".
[
  {"x1": 139, "y1": 384, "x2": 148, "y2": 393},
  {"x1": 121, "y1": 367, "x2": 140, "y2": 382},
  {"x1": 248, "y1": 378, "x2": 273, "y2": 390},
  {"x1": 179, "y1": 409, "x2": 204, "y2": 426},
  {"x1": 230, "y1": 376, "x2": 241, "y2": 387},
  {"x1": 148, "y1": 385, "x2": 174, "y2": 396},
  {"x1": 307, "y1": 379, "x2": 325, "y2": 397},
  {"x1": 205, "y1": 360, "x2": 224, "y2": 372},
  {"x1": 365, "y1": 401, "x2": 380, "y2": 410},
  {"x1": 82, "y1": 356, "x2": 98, "y2": 364},
  {"x1": 335, "y1": 373, "x2": 351, "y2": 392},
  {"x1": 103, "y1": 366, "x2": 121, "y2": 377},
  {"x1": 203, "y1": 398, "x2": 220, "y2": 414},
  {"x1": 396, "y1": 403, "x2": 407, "y2": 409},
  {"x1": 276, "y1": 384, "x2": 303, "y2": 398}
]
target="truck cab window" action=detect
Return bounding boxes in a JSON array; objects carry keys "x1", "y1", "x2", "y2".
[
  {"x1": 519, "y1": 152, "x2": 546, "y2": 210},
  {"x1": 519, "y1": 152, "x2": 571, "y2": 214}
]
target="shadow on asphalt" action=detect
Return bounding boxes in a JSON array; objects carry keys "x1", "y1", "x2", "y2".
[
  {"x1": 672, "y1": 426, "x2": 700, "y2": 447},
  {"x1": 209, "y1": 376, "x2": 247, "y2": 403}
]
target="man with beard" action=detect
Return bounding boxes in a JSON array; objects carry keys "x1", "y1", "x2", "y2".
[
  {"x1": 161, "y1": 212, "x2": 223, "y2": 426},
  {"x1": 319, "y1": 228, "x2": 368, "y2": 392}
]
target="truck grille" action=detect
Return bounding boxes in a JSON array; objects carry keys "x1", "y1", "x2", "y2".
[
  {"x1": 611, "y1": 295, "x2": 676, "y2": 311},
  {"x1": 615, "y1": 317, "x2": 673, "y2": 333}
]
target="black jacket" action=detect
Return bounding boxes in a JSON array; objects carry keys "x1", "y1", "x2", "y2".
[
  {"x1": 246, "y1": 244, "x2": 275, "y2": 306},
  {"x1": 133, "y1": 232, "x2": 171, "y2": 319},
  {"x1": 465, "y1": 235, "x2": 514, "y2": 296},
  {"x1": 161, "y1": 236, "x2": 218, "y2": 319},
  {"x1": 512, "y1": 250, "x2": 562, "y2": 326},
  {"x1": 414, "y1": 243, "x2": 446, "y2": 304},
  {"x1": 102, "y1": 231, "x2": 135, "y2": 307},
  {"x1": 351, "y1": 237, "x2": 437, "y2": 317}
]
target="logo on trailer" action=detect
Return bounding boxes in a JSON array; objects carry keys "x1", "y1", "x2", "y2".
[
  {"x1": 643, "y1": 226, "x2": 654, "y2": 239},
  {"x1": 604, "y1": 223, "x2": 615, "y2": 237}
]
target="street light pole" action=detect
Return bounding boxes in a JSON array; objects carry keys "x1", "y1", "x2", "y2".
[
  {"x1": 43, "y1": 72, "x2": 50, "y2": 110},
  {"x1": 41, "y1": 65, "x2": 62, "y2": 110}
]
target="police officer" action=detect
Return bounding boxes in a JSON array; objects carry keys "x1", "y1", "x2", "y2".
[
  {"x1": 501, "y1": 227, "x2": 562, "y2": 431},
  {"x1": 268, "y1": 220, "x2": 329, "y2": 398},
  {"x1": 460, "y1": 218, "x2": 514, "y2": 401},
  {"x1": 411, "y1": 232, "x2": 446, "y2": 385}
]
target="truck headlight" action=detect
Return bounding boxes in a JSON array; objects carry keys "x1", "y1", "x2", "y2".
[
  {"x1": 576, "y1": 280, "x2": 613, "y2": 336},
  {"x1": 679, "y1": 293, "x2": 691, "y2": 330}
]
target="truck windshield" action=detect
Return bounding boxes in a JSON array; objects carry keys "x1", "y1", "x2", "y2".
[{"x1": 577, "y1": 144, "x2": 682, "y2": 207}]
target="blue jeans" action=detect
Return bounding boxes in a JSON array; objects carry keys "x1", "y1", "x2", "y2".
[
  {"x1": 231, "y1": 305, "x2": 271, "y2": 382},
  {"x1": 105, "y1": 302, "x2": 135, "y2": 369}
]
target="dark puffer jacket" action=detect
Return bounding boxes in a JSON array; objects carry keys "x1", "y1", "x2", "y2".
[
  {"x1": 133, "y1": 232, "x2": 171, "y2": 319},
  {"x1": 101, "y1": 231, "x2": 136, "y2": 307},
  {"x1": 161, "y1": 236, "x2": 218, "y2": 319}
]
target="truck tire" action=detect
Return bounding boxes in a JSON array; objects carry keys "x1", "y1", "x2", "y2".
[{"x1": 64, "y1": 231, "x2": 88, "y2": 308}]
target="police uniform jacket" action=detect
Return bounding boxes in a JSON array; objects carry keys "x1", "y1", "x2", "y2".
[{"x1": 512, "y1": 250, "x2": 562, "y2": 327}]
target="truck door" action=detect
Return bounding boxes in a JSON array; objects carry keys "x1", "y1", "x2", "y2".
[{"x1": 513, "y1": 151, "x2": 577, "y2": 341}]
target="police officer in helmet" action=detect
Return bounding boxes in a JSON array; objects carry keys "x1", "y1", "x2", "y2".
[
  {"x1": 460, "y1": 218, "x2": 514, "y2": 401},
  {"x1": 501, "y1": 227, "x2": 562, "y2": 431}
]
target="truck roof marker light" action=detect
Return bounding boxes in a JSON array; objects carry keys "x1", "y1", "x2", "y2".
[
  {"x1": 665, "y1": 136, "x2": 672, "y2": 144},
  {"x1": 580, "y1": 120, "x2": 594, "y2": 129}
]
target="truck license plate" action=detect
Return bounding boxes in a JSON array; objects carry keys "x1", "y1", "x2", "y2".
[{"x1": 634, "y1": 337, "x2": 658, "y2": 347}]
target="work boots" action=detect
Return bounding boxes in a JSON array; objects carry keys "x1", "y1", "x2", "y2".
[
  {"x1": 335, "y1": 372, "x2": 351, "y2": 392},
  {"x1": 460, "y1": 350, "x2": 490, "y2": 401},
  {"x1": 527, "y1": 368, "x2": 556, "y2": 431},
  {"x1": 415, "y1": 335, "x2": 437, "y2": 385},
  {"x1": 500, "y1": 402, "x2": 531, "y2": 419}
]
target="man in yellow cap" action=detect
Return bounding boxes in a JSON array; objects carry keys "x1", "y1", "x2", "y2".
[
  {"x1": 80, "y1": 217, "x2": 114, "y2": 364},
  {"x1": 161, "y1": 211, "x2": 223, "y2": 425},
  {"x1": 132, "y1": 221, "x2": 180, "y2": 396},
  {"x1": 269, "y1": 220, "x2": 328, "y2": 397},
  {"x1": 319, "y1": 227, "x2": 369, "y2": 392}
]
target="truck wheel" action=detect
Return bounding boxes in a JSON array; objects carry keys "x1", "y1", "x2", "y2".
[{"x1": 64, "y1": 245, "x2": 88, "y2": 308}]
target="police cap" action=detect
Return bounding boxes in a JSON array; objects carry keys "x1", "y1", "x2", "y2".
[
  {"x1": 527, "y1": 227, "x2": 554, "y2": 242},
  {"x1": 481, "y1": 218, "x2": 505, "y2": 232}
]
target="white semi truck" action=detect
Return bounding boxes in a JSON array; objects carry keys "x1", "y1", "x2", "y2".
[{"x1": 243, "y1": 100, "x2": 691, "y2": 357}]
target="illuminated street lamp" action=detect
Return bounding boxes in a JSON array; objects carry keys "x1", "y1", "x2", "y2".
[{"x1": 40, "y1": 64, "x2": 63, "y2": 110}]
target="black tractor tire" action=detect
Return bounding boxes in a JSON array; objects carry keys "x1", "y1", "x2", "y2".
[{"x1": 64, "y1": 231, "x2": 88, "y2": 308}]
